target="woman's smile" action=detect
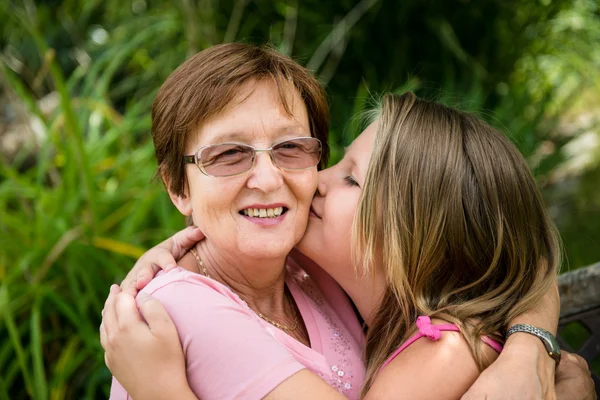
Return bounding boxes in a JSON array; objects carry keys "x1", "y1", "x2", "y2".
[{"x1": 239, "y1": 203, "x2": 289, "y2": 226}]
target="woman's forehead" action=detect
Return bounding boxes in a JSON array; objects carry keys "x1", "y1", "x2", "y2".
[
  {"x1": 188, "y1": 81, "x2": 310, "y2": 147},
  {"x1": 198, "y1": 123, "x2": 308, "y2": 143}
]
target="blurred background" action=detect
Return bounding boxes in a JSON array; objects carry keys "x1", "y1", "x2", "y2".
[{"x1": 0, "y1": 0, "x2": 599, "y2": 398}]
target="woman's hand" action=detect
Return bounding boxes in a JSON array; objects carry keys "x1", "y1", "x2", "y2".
[
  {"x1": 555, "y1": 352, "x2": 596, "y2": 400},
  {"x1": 120, "y1": 226, "x2": 205, "y2": 295},
  {"x1": 100, "y1": 285, "x2": 196, "y2": 399}
]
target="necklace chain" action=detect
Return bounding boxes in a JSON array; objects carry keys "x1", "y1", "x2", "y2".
[{"x1": 189, "y1": 248, "x2": 298, "y2": 332}]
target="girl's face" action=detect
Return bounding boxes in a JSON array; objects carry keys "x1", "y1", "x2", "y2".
[{"x1": 296, "y1": 122, "x2": 377, "y2": 285}]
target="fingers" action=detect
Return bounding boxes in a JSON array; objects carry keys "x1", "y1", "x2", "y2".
[
  {"x1": 121, "y1": 251, "x2": 172, "y2": 295},
  {"x1": 99, "y1": 320, "x2": 108, "y2": 352},
  {"x1": 169, "y1": 226, "x2": 205, "y2": 260},
  {"x1": 135, "y1": 226, "x2": 206, "y2": 289},
  {"x1": 101, "y1": 286, "x2": 149, "y2": 374},
  {"x1": 102, "y1": 284, "x2": 148, "y2": 343},
  {"x1": 555, "y1": 351, "x2": 596, "y2": 400},
  {"x1": 120, "y1": 273, "x2": 139, "y2": 296},
  {"x1": 114, "y1": 291, "x2": 145, "y2": 329},
  {"x1": 137, "y1": 292, "x2": 178, "y2": 338},
  {"x1": 120, "y1": 227, "x2": 204, "y2": 295},
  {"x1": 102, "y1": 284, "x2": 121, "y2": 337},
  {"x1": 132, "y1": 248, "x2": 183, "y2": 292},
  {"x1": 100, "y1": 320, "x2": 115, "y2": 372},
  {"x1": 560, "y1": 351, "x2": 590, "y2": 371},
  {"x1": 569, "y1": 353, "x2": 590, "y2": 370},
  {"x1": 100, "y1": 284, "x2": 121, "y2": 369}
]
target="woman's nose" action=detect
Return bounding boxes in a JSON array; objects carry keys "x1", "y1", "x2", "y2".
[{"x1": 246, "y1": 152, "x2": 284, "y2": 192}]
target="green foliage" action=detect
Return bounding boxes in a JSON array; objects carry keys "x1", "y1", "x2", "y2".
[{"x1": 1, "y1": 0, "x2": 599, "y2": 398}]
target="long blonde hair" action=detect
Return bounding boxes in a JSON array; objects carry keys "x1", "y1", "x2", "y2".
[{"x1": 354, "y1": 92, "x2": 560, "y2": 395}]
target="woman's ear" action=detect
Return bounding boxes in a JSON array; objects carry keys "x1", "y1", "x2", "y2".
[
  {"x1": 163, "y1": 172, "x2": 193, "y2": 217},
  {"x1": 169, "y1": 190, "x2": 193, "y2": 216}
]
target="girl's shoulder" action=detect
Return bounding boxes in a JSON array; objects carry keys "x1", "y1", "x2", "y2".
[{"x1": 367, "y1": 316, "x2": 499, "y2": 400}]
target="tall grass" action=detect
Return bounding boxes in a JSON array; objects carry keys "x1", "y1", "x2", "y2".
[
  {"x1": 0, "y1": 0, "x2": 599, "y2": 398},
  {"x1": 0, "y1": 60, "x2": 179, "y2": 397}
]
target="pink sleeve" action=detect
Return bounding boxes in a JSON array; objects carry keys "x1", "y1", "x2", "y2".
[{"x1": 148, "y1": 278, "x2": 305, "y2": 400}]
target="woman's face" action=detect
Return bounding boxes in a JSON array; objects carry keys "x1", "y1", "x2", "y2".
[
  {"x1": 173, "y1": 79, "x2": 318, "y2": 261},
  {"x1": 297, "y1": 122, "x2": 377, "y2": 281}
]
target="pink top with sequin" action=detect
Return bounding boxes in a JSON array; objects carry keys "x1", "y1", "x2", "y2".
[
  {"x1": 380, "y1": 316, "x2": 503, "y2": 371},
  {"x1": 110, "y1": 258, "x2": 366, "y2": 400}
]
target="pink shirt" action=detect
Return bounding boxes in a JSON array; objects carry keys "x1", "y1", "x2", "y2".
[{"x1": 110, "y1": 259, "x2": 365, "y2": 399}]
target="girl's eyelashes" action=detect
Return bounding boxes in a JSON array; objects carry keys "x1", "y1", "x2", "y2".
[{"x1": 344, "y1": 175, "x2": 360, "y2": 187}]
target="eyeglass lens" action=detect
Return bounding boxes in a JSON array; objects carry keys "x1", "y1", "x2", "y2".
[{"x1": 199, "y1": 138, "x2": 321, "y2": 177}]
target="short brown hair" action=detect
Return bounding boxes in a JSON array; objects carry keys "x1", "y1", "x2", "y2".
[{"x1": 151, "y1": 43, "x2": 330, "y2": 196}]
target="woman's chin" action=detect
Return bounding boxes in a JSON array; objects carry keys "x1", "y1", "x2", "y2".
[{"x1": 237, "y1": 241, "x2": 295, "y2": 261}]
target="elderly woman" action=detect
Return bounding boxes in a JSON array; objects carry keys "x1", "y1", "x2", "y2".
[
  {"x1": 103, "y1": 44, "x2": 594, "y2": 399},
  {"x1": 109, "y1": 43, "x2": 366, "y2": 399}
]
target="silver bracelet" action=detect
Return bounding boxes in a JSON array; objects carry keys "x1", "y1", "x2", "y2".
[{"x1": 506, "y1": 324, "x2": 561, "y2": 365}]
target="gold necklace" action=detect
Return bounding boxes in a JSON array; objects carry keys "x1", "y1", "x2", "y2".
[
  {"x1": 189, "y1": 248, "x2": 299, "y2": 332},
  {"x1": 190, "y1": 247, "x2": 210, "y2": 277}
]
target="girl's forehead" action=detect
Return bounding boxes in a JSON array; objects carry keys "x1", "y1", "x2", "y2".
[{"x1": 347, "y1": 123, "x2": 377, "y2": 158}]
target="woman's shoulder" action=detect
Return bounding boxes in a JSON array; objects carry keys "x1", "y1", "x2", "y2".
[
  {"x1": 143, "y1": 266, "x2": 230, "y2": 292},
  {"x1": 139, "y1": 267, "x2": 249, "y2": 312}
]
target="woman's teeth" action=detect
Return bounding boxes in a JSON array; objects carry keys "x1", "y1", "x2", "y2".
[{"x1": 242, "y1": 207, "x2": 284, "y2": 218}]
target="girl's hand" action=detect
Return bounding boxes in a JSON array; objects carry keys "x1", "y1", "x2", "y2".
[
  {"x1": 100, "y1": 285, "x2": 193, "y2": 399},
  {"x1": 120, "y1": 226, "x2": 205, "y2": 296}
]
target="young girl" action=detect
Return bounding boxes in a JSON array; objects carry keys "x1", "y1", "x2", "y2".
[
  {"x1": 351, "y1": 92, "x2": 558, "y2": 396},
  {"x1": 102, "y1": 92, "x2": 586, "y2": 399}
]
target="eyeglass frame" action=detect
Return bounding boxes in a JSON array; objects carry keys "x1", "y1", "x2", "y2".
[{"x1": 182, "y1": 136, "x2": 322, "y2": 178}]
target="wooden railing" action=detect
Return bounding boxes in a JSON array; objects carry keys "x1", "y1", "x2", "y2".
[{"x1": 558, "y1": 261, "x2": 600, "y2": 394}]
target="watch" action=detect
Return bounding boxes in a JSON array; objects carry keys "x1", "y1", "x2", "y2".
[{"x1": 506, "y1": 324, "x2": 561, "y2": 365}]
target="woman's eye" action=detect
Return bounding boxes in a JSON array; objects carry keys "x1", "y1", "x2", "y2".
[
  {"x1": 279, "y1": 142, "x2": 300, "y2": 149},
  {"x1": 220, "y1": 149, "x2": 242, "y2": 156},
  {"x1": 344, "y1": 176, "x2": 360, "y2": 187}
]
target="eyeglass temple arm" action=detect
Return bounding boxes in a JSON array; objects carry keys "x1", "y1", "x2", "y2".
[{"x1": 182, "y1": 155, "x2": 196, "y2": 164}]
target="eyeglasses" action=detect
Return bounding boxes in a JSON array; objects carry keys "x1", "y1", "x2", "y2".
[{"x1": 183, "y1": 137, "x2": 322, "y2": 177}]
